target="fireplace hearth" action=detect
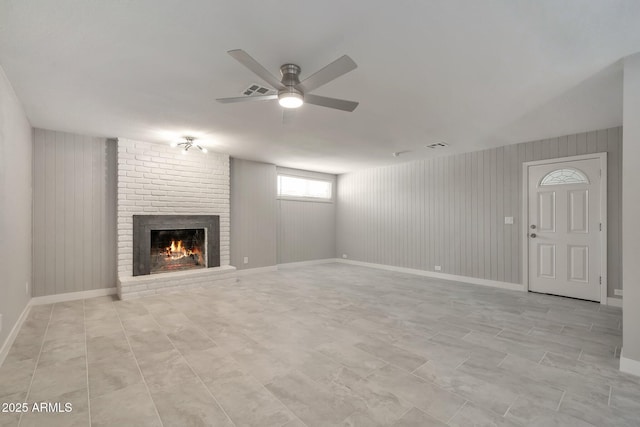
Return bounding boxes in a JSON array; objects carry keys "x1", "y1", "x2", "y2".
[{"x1": 133, "y1": 215, "x2": 220, "y2": 276}]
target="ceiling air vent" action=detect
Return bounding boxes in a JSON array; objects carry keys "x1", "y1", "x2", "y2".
[
  {"x1": 426, "y1": 142, "x2": 449, "y2": 149},
  {"x1": 242, "y1": 84, "x2": 273, "y2": 96}
]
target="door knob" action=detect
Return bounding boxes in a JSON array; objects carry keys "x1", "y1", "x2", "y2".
[
  {"x1": 530, "y1": 225, "x2": 536, "y2": 229},
  {"x1": 530, "y1": 233, "x2": 537, "y2": 238}
]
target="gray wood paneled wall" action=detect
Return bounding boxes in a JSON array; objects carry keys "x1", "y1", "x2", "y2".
[
  {"x1": 277, "y1": 199, "x2": 336, "y2": 263},
  {"x1": 230, "y1": 162, "x2": 337, "y2": 267},
  {"x1": 32, "y1": 129, "x2": 117, "y2": 296},
  {"x1": 336, "y1": 127, "x2": 622, "y2": 296},
  {"x1": 230, "y1": 158, "x2": 277, "y2": 270},
  {"x1": 277, "y1": 167, "x2": 337, "y2": 264}
]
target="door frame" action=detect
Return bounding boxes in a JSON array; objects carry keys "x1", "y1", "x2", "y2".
[{"x1": 521, "y1": 153, "x2": 608, "y2": 304}]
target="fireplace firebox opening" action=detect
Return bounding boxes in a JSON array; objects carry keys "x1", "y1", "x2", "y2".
[{"x1": 150, "y1": 228, "x2": 206, "y2": 274}]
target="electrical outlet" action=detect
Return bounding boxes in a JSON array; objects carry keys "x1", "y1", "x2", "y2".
[
  {"x1": 614, "y1": 289, "x2": 623, "y2": 296},
  {"x1": 243, "y1": 257, "x2": 249, "y2": 264},
  {"x1": 504, "y1": 216, "x2": 514, "y2": 225},
  {"x1": 342, "y1": 254, "x2": 348, "y2": 259},
  {"x1": 435, "y1": 265, "x2": 442, "y2": 271}
]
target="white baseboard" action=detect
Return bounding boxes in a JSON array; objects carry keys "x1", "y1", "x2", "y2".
[
  {"x1": 336, "y1": 259, "x2": 525, "y2": 292},
  {"x1": 235, "y1": 265, "x2": 278, "y2": 276},
  {"x1": 0, "y1": 302, "x2": 31, "y2": 367},
  {"x1": 30, "y1": 287, "x2": 117, "y2": 306},
  {"x1": 607, "y1": 297, "x2": 623, "y2": 308},
  {"x1": 277, "y1": 258, "x2": 338, "y2": 269},
  {"x1": 620, "y1": 350, "x2": 640, "y2": 377}
]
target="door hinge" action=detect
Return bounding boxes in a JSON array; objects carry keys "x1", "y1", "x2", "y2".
[
  {"x1": 600, "y1": 223, "x2": 602, "y2": 231},
  {"x1": 600, "y1": 276, "x2": 602, "y2": 285}
]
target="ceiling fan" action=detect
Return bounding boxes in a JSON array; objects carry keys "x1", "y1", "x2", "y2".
[{"x1": 216, "y1": 49, "x2": 359, "y2": 112}]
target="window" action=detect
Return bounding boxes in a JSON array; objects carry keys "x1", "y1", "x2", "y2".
[
  {"x1": 277, "y1": 175, "x2": 332, "y2": 200},
  {"x1": 540, "y1": 168, "x2": 589, "y2": 186}
]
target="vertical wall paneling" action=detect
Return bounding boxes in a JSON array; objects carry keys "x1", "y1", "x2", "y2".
[
  {"x1": 276, "y1": 167, "x2": 337, "y2": 264},
  {"x1": 230, "y1": 158, "x2": 277, "y2": 270},
  {"x1": 336, "y1": 127, "x2": 622, "y2": 296},
  {"x1": 32, "y1": 129, "x2": 116, "y2": 296}
]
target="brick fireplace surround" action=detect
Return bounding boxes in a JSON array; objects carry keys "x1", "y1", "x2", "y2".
[{"x1": 116, "y1": 138, "x2": 236, "y2": 299}]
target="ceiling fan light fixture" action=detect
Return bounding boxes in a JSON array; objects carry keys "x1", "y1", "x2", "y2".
[
  {"x1": 170, "y1": 136, "x2": 207, "y2": 154},
  {"x1": 278, "y1": 88, "x2": 303, "y2": 109}
]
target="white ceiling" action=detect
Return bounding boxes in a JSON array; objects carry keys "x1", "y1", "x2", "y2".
[{"x1": 1, "y1": 1, "x2": 638, "y2": 174}]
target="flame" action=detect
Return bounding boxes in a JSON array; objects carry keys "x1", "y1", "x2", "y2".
[
  {"x1": 170, "y1": 240, "x2": 185, "y2": 254},
  {"x1": 166, "y1": 240, "x2": 199, "y2": 260}
]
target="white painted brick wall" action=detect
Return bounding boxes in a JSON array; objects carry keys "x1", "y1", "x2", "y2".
[{"x1": 116, "y1": 138, "x2": 232, "y2": 297}]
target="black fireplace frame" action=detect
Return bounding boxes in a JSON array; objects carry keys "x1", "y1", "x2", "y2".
[{"x1": 133, "y1": 215, "x2": 220, "y2": 276}]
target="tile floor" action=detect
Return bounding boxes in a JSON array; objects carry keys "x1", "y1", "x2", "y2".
[{"x1": 0, "y1": 263, "x2": 638, "y2": 426}]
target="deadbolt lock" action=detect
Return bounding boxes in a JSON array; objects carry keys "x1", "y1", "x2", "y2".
[{"x1": 530, "y1": 225, "x2": 536, "y2": 229}]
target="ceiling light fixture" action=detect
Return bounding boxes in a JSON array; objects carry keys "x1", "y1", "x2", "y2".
[
  {"x1": 278, "y1": 88, "x2": 304, "y2": 109},
  {"x1": 171, "y1": 136, "x2": 207, "y2": 153}
]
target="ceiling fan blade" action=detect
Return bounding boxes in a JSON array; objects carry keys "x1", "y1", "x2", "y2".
[
  {"x1": 304, "y1": 94, "x2": 359, "y2": 112},
  {"x1": 216, "y1": 94, "x2": 278, "y2": 104},
  {"x1": 297, "y1": 55, "x2": 357, "y2": 92},
  {"x1": 227, "y1": 49, "x2": 284, "y2": 90}
]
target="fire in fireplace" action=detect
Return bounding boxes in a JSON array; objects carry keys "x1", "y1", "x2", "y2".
[{"x1": 150, "y1": 229, "x2": 206, "y2": 273}]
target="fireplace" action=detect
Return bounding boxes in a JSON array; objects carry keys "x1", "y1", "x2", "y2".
[
  {"x1": 150, "y1": 229, "x2": 206, "y2": 273},
  {"x1": 133, "y1": 215, "x2": 220, "y2": 276}
]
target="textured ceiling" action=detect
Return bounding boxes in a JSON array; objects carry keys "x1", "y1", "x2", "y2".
[{"x1": 0, "y1": 1, "x2": 638, "y2": 173}]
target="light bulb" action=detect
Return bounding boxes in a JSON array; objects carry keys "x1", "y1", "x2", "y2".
[
  {"x1": 201, "y1": 147, "x2": 208, "y2": 153},
  {"x1": 170, "y1": 142, "x2": 178, "y2": 148},
  {"x1": 278, "y1": 90, "x2": 303, "y2": 109}
]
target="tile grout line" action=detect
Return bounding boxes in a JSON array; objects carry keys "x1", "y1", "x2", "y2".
[
  {"x1": 455, "y1": 356, "x2": 471, "y2": 370},
  {"x1": 410, "y1": 360, "x2": 429, "y2": 375},
  {"x1": 389, "y1": 405, "x2": 415, "y2": 425},
  {"x1": 496, "y1": 354, "x2": 508, "y2": 368},
  {"x1": 145, "y1": 309, "x2": 239, "y2": 427},
  {"x1": 503, "y1": 395, "x2": 518, "y2": 418},
  {"x1": 446, "y1": 400, "x2": 467, "y2": 425},
  {"x1": 537, "y1": 351, "x2": 548, "y2": 365},
  {"x1": 18, "y1": 304, "x2": 54, "y2": 427},
  {"x1": 253, "y1": 350, "x2": 346, "y2": 427},
  {"x1": 112, "y1": 301, "x2": 165, "y2": 427},
  {"x1": 407, "y1": 365, "x2": 472, "y2": 410},
  {"x1": 555, "y1": 390, "x2": 566, "y2": 411},
  {"x1": 83, "y1": 299, "x2": 92, "y2": 427}
]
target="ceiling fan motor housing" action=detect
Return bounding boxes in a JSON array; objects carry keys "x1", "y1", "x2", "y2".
[{"x1": 280, "y1": 64, "x2": 301, "y2": 86}]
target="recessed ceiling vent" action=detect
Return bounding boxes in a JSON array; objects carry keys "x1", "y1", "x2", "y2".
[
  {"x1": 426, "y1": 142, "x2": 449, "y2": 149},
  {"x1": 242, "y1": 84, "x2": 273, "y2": 96}
]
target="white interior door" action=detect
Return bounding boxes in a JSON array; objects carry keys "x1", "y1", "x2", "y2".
[{"x1": 528, "y1": 158, "x2": 602, "y2": 301}]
